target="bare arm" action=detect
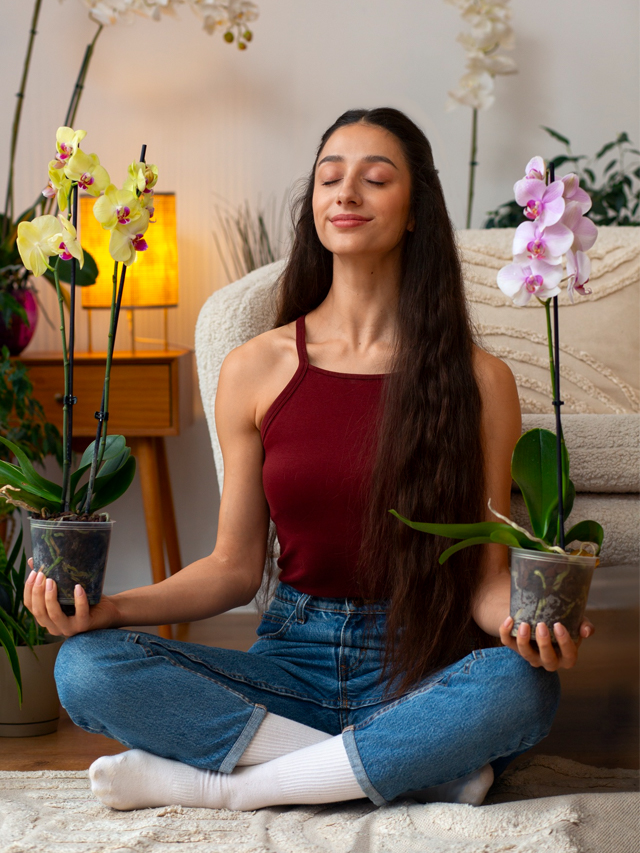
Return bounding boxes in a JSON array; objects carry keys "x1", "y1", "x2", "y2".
[
  {"x1": 24, "y1": 342, "x2": 271, "y2": 636},
  {"x1": 470, "y1": 351, "x2": 594, "y2": 670}
]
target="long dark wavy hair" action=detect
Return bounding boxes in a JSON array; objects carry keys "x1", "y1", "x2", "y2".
[{"x1": 270, "y1": 107, "x2": 490, "y2": 696}]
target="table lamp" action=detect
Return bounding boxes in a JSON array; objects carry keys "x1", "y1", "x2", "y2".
[{"x1": 80, "y1": 192, "x2": 179, "y2": 352}]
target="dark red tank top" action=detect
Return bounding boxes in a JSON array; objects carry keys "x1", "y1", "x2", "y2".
[{"x1": 261, "y1": 315, "x2": 386, "y2": 598}]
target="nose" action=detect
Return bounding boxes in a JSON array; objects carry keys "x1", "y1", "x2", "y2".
[{"x1": 336, "y1": 172, "x2": 361, "y2": 206}]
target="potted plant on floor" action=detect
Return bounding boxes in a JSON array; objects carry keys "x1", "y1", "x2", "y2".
[
  {"x1": 0, "y1": 126, "x2": 158, "y2": 616},
  {"x1": 0, "y1": 521, "x2": 63, "y2": 736},
  {"x1": 392, "y1": 157, "x2": 604, "y2": 643}
]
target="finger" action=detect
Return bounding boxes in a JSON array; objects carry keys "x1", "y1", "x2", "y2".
[
  {"x1": 28, "y1": 557, "x2": 34, "y2": 570},
  {"x1": 72, "y1": 583, "x2": 90, "y2": 630},
  {"x1": 43, "y1": 578, "x2": 71, "y2": 637},
  {"x1": 580, "y1": 618, "x2": 595, "y2": 640},
  {"x1": 499, "y1": 616, "x2": 515, "y2": 647},
  {"x1": 515, "y1": 621, "x2": 541, "y2": 666},
  {"x1": 23, "y1": 569, "x2": 37, "y2": 611},
  {"x1": 535, "y1": 622, "x2": 560, "y2": 671},
  {"x1": 29, "y1": 571, "x2": 59, "y2": 635},
  {"x1": 553, "y1": 622, "x2": 579, "y2": 668}
]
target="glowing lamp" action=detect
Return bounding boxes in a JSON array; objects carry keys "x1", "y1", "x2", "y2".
[{"x1": 80, "y1": 192, "x2": 178, "y2": 351}]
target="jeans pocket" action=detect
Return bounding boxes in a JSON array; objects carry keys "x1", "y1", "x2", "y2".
[{"x1": 256, "y1": 599, "x2": 296, "y2": 640}]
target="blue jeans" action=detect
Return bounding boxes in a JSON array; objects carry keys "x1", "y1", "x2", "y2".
[{"x1": 55, "y1": 581, "x2": 560, "y2": 805}]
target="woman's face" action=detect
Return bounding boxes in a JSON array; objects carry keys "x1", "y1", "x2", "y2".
[{"x1": 312, "y1": 122, "x2": 413, "y2": 261}]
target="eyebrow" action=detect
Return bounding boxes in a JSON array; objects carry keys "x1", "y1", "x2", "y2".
[{"x1": 316, "y1": 154, "x2": 398, "y2": 170}]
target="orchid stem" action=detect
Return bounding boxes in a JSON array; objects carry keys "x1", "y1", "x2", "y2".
[
  {"x1": 53, "y1": 259, "x2": 70, "y2": 511},
  {"x1": 465, "y1": 107, "x2": 478, "y2": 229},
  {"x1": 2, "y1": 0, "x2": 43, "y2": 240}
]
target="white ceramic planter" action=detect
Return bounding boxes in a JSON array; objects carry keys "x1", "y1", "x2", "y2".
[{"x1": 0, "y1": 638, "x2": 63, "y2": 737}]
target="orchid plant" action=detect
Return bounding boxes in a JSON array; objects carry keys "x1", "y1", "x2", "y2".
[
  {"x1": 0, "y1": 127, "x2": 159, "y2": 519},
  {"x1": 78, "y1": 0, "x2": 259, "y2": 47},
  {"x1": 444, "y1": 0, "x2": 518, "y2": 228},
  {"x1": 392, "y1": 157, "x2": 604, "y2": 563}
]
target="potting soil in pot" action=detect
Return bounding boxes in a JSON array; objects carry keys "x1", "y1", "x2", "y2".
[{"x1": 30, "y1": 519, "x2": 113, "y2": 615}]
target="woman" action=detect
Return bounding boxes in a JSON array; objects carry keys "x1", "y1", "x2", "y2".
[{"x1": 24, "y1": 108, "x2": 594, "y2": 812}]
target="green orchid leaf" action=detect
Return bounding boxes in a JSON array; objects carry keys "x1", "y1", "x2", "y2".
[
  {"x1": 69, "y1": 461, "x2": 93, "y2": 500},
  {"x1": 438, "y1": 537, "x2": 494, "y2": 564},
  {"x1": 98, "y1": 447, "x2": 131, "y2": 478},
  {"x1": 0, "y1": 619, "x2": 22, "y2": 704},
  {"x1": 389, "y1": 510, "x2": 510, "y2": 540},
  {"x1": 79, "y1": 435, "x2": 127, "y2": 469},
  {"x1": 88, "y1": 457, "x2": 136, "y2": 512},
  {"x1": 564, "y1": 520, "x2": 604, "y2": 555},
  {"x1": 0, "y1": 435, "x2": 62, "y2": 503},
  {"x1": 43, "y1": 250, "x2": 99, "y2": 288},
  {"x1": 511, "y1": 429, "x2": 574, "y2": 543},
  {"x1": 489, "y1": 528, "x2": 528, "y2": 549}
]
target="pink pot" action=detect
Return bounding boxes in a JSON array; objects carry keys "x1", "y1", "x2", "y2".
[{"x1": 0, "y1": 287, "x2": 38, "y2": 356}]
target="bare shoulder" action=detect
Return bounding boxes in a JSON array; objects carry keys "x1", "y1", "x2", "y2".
[
  {"x1": 472, "y1": 343, "x2": 521, "y2": 430},
  {"x1": 218, "y1": 322, "x2": 300, "y2": 428}
]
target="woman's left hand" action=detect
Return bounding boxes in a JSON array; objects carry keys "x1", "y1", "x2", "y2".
[{"x1": 500, "y1": 617, "x2": 595, "y2": 671}]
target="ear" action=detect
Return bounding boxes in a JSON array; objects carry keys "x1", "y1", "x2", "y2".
[{"x1": 407, "y1": 215, "x2": 415, "y2": 233}]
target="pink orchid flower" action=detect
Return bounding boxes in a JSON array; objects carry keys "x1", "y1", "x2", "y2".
[
  {"x1": 514, "y1": 178, "x2": 565, "y2": 228},
  {"x1": 497, "y1": 259, "x2": 563, "y2": 306},
  {"x1": 513, "y1": 221, "x2": 574, "y2": 265},
  {"x1": 561, "y1": 174, "x2": 592, "y2": 214},
  {"x1": 523, "y1": 156, "x2": 546, "y2": 181},
  {"x1": 560, "y1": 201, "x2": 598, "y2": 252},
  {"x1": 566, "y1": 249, "x2": 592, "y2": 303}
]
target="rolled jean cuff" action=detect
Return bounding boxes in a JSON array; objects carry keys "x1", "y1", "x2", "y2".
[
  {"x1": 342, "y1": 726, "x2": 389, "y2": 807},
  {"x1": 218, "y1": 703, "x2": 268, "y2": 773}
]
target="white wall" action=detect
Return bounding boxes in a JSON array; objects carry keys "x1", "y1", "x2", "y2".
[{"x1": 2, "y1": 0, "x2": 638, "y2": 598}]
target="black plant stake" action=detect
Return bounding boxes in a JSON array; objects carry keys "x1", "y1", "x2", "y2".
[
  {"x1": 63, "y1": 184, "x2": 79, "y2": 512},
  {"x1": 548, "y1": 162, "x2": 566, "y2": 549}
]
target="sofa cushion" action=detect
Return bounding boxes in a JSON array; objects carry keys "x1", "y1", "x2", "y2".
[{"x1": 459, "y1": 227, "x2": 639, "y2": 415}]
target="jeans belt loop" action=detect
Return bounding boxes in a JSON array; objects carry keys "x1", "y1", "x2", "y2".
[{"x1": 295, "y1": 593, "x2": 310, "y2": 623}]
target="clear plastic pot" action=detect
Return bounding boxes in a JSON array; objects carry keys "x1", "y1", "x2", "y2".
[
  {"x1": 29, "y1": 519, "x2": 114, "y2": 615},
  {"x1": 509, "y1": 546, "x2": 598, "y2": 643}
]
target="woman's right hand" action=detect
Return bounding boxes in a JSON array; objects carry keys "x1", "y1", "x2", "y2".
[{"x1": 24, "y1": 558, "x2": 121, "y2": 638}]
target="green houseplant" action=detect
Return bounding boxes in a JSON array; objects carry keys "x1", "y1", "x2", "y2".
[
  {"x1": 0, "y1": 126, "x2": 161, "y2": 616},
  {"x1": 393, "y1": 156, "x2": 604, "y2": 643},
  {"x1": 0, "y1": 520, "x2": 63, "y2": 736}
]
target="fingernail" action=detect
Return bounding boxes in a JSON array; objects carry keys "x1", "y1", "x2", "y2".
[
  {"x1": 537, "y1": 622, "x2": 549, "y2": 637},
  {"x1": 27, "y1": 570, "x2": 36, "y2": 584},
  {"x1": 45, "y1": 578, "x2": 53, "y2": 592},
  {"x1": 35, "y1": 571, "x2": 45, "y2": 586},
  {"x1": 502, "y1": 616, "x2": 513, "y2": 628},
  {"x1": 75, "y1": 584, "x2": 84, "y2": 596},
  {"x1": 518, "y1": 622, "x2": 528, "y2": 637},
  {"x1": 554, "y1": 622, "x2": 566, "y2": 637}
]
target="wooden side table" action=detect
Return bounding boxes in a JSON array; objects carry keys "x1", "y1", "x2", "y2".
[{"x1": 21, "y1": 349, "x2": 194, "y2": 639}]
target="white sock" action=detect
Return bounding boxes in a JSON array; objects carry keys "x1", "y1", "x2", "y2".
[
  {"x1": 236, "y1": 712, "x2": 331, "y2": 765},
  {"x1": 89, "y1": 734, "x2": 365, "y2": 811},
  {"x1": 407, "y1": 763, "x2": 494, "y2": 806}
]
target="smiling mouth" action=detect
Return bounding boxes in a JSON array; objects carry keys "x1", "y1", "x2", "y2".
[{"x1": 330, "y1": 215, "x2": 372, "y2": 227}]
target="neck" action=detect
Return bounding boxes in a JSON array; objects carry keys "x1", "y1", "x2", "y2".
[{"x1": 309, "y1": 250, "x2": 401, "y2": 364}]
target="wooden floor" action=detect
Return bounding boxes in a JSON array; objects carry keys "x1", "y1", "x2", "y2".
[{"x1": 1, "y1": 608, "x2": 638, "y2": 772}]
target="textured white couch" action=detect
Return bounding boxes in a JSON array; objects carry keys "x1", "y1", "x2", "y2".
[{"x1": 195, "y1": 228, "x2": 640, "y2": 568}]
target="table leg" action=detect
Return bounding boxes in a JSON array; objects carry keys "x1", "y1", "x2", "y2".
[
  {"x1": 131, "y1": 436, "x2": 172, "y2": 640},
  {"x1": 155, "y1": 437, "x2": 190, "y2": 641}
]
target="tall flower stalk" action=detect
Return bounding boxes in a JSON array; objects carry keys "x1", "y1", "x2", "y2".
[
  {"x1": 444, "y1": 0, "x2": 518, "y2": 228},
  {"x1": 4, "y1": 127, "x2": 155, "y2": 518}
]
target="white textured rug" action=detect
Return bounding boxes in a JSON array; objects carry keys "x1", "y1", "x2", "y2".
[{"x1": 0, "y1": 756, "x2": 638, "y2": 853}]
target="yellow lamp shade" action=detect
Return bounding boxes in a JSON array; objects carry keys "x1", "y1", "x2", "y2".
[{"x1": 80, "y1": 192, "x2": 178, "y2": 309}]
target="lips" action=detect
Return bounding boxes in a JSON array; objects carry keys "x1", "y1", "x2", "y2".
[{"x1": 330, "y1": 214, "x2": 372, "y2": 228}]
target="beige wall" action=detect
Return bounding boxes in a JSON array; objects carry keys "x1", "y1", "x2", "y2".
[{"x1": 1, "y1": 0, "x2": 638, "y2": 599}]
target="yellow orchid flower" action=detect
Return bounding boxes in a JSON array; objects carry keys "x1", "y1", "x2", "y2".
[
  {"x1": 55, "y1": 126, "x2": 87, "y2": 163},
  {"x1": 43, "y1": 159, "x2": 73, "y2": 211},
  {"x1": 56, "y1": 215, "x2": 84, "y2": 268},
  {"x1": 16, "y1": 215, "x2": 62, "y2": 277},
  {"x1": 125, "y1": 161, "x2": 158, "y2": 194},
  {"x1": 109, "y1": 210, "x2": 150, "y2": 266},
  {"x1": 64, "y1": 150, "x2": 110, "y2": 196},
  {"x1": 93, "y1": 184, "x2": 143, "y2": 231}
]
